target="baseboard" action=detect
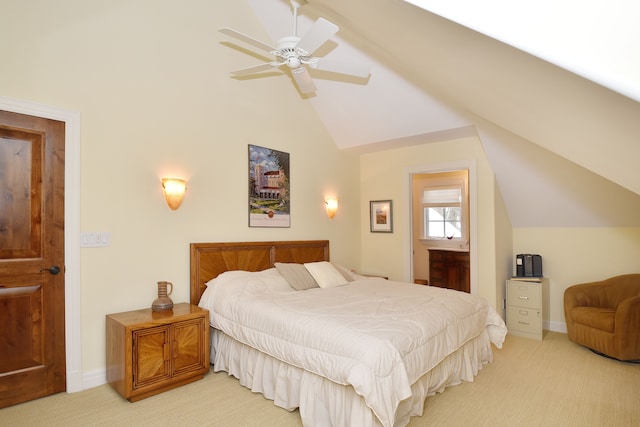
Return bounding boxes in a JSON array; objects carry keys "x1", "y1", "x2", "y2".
[
  {"x1": 81, "y1": 368, "x2": 107, "y2": 391},
  {"x1": 66, "y1": 369, "x2": 84, "y2": 393},
  {"x1": 545, "y1": 320, "x2": 567, "y2": 334}
]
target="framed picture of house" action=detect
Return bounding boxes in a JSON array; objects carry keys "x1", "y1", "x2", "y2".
[
  {"x1": 370, "y1": 200, "x2": 393, "y2": 233},
  {"x1": 248, "y1": 145, "x2": 290, "y2": 227}
]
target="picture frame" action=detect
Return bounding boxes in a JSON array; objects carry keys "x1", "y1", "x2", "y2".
[
  {"x1": 370, "y1": 200, "x2": 393, "y2": 233},
  {"x1": 248, "y1": 144, "x2": 290, "y2": 228}
]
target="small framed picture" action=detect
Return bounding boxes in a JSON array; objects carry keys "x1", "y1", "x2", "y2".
[{"x1": 370, "y1": 200, "x2": 393, "y2": 233}]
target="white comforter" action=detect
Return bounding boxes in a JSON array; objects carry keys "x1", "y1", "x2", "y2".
[{"x1": 199, "y1": 269, "x2": 507, "y2": 427}]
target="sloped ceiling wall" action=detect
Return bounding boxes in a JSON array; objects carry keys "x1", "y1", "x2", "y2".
[
  {"x1": 303, "y1": 0, "x2": 640, "y2": 226},
  {"x1": 477, "y1": 119, "x2": 640, "y2": 227},
  {"x1": 238, "y1": 0, "x2": 640, "y2": 227},
  {"x1": 404, "y1": 0, "x2": 640, "y2": 103}
]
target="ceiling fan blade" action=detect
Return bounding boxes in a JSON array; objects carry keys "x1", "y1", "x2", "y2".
[
  {"x1": 219, "y1": 27, "x2": 276, "y2": 53},
  {"x1": 230, "y1": 62, "x2": 282, "y2": 76},
  {"x1": 295, "y1": 18, "x2": 338, "y2": 56},
  {"x1": 291, "y1": 67, "x2": 317, "y2": 94},
  {"x1": 307, "y1": 57, "x2": 371, "y2": 78}
]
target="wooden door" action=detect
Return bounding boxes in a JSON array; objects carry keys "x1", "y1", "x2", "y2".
[{"x1": 0, "y1": 110, "x2": 66, "y2": 408}]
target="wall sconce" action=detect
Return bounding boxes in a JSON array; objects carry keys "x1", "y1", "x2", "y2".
[
  {"x1": 325, "y1": 198, "x2": 338, "y2": 219},
  {"x1": 162, "y1": 178, "x2": 187, "y2": 210}
]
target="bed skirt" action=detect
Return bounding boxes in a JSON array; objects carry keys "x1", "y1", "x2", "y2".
[{"x1": 210, "y1": 328, "x2": 494, "y2": 427}]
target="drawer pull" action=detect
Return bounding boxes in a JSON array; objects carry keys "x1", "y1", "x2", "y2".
[
  {"x1": 518, "y1": 296, "x2": 529, "y2": 300},
  {"x1": 518, "y1": 321, "x2": 530, "y2": 325}
]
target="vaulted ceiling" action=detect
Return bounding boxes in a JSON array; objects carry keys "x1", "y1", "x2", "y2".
[{"x1": 226, "y1": 0, "x2": 640, "y2": 227}]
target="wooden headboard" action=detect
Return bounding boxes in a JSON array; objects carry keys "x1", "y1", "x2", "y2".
[{"x1": 189, "y1": 240, "x2": 330, "y2": 305}]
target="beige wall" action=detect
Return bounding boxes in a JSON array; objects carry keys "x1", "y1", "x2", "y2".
[
  {"x1": 4, "y1": 0, "x2": 638, "y2": 386},
  {"x1": 1, "y1": 1, "x2": 361, "y2": 374},
  {"x1": 359, "y1": 136, "x2": 505, "y2": 309},
  {"x1": 513, "y1": 227, "x2": 640, "y2": 331},
  {"x1": 493, "y1": 181, "x2": 513, "y2": 319}
]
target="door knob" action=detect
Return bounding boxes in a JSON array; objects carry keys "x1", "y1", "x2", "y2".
[{"x1": 41, "y1": 266, "x2": 61, "y2": 275}]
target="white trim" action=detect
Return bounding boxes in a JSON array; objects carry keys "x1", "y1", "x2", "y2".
[
  {"x1": 404, "y1": 160, "x2": 478, "y2": 295},
  {"x1": 0, "y1": 96, "x2": 83, "y2": 392},
  {"x1": 546, "y1": 320, "x2": 567, "y2": 334},
  {"x1": 82, "y1": 368, "x2": 107, "y2": 390}
]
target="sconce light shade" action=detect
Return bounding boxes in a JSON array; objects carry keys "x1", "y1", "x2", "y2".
[
  {"x1": 325, "y1": 198, "x2": 338, "y2": 219},
  {"x1": 162, "y1": 178, "x2": 187, "y2": 210}
]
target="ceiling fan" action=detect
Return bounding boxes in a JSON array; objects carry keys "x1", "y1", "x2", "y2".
[{"x1": 219, "y1": 0, "x2": 371, "y2": 95}]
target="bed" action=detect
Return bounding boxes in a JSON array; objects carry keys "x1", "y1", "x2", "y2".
[{"x1": 190, "y1": 240, "x2": 507, "y2": 427}]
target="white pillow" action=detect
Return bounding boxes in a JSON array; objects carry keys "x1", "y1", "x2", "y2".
[{"x1": 304, "y1": 261, "x2": 349, "y2": 288}]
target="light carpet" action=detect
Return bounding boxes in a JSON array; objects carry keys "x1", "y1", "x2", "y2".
[{"x1": 1, "y1": 332, "x2": 638, "y2": 426}]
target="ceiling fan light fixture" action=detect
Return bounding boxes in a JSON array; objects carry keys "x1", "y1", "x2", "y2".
[
  {"x1": 288, "y1": 57, "x2": 302, "y2": 69},
  {"x1": 219, "y1": 1, "x2": 370, "y2": 95}
]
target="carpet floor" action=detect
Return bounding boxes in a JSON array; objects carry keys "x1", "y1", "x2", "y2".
[{"x1": 1, "y1": 332, "x2": 638, "y2": 426}]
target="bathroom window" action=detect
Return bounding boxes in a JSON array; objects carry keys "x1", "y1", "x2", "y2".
[{"x1": 421, "y1": 176, "x2": 469, "y2": 250}]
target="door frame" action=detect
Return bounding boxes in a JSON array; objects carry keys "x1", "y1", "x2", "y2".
[
  {"x1": 0, "y1": 96, "x2": 82, "y2": 392},
  {"x1": 404, "y1": 159, "x2": 478, "y2": 295}
]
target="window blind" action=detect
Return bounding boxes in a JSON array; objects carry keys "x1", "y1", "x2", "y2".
[{"x1": 422, "y1": 186, "x2": 461, "y2": 205}]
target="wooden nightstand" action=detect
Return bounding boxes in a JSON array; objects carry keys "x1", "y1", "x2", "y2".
[{"x1": 106, "y1": 303, "x2": 210, "y2": 402}]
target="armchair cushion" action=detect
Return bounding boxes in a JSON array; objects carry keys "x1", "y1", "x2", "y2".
[
  {"x1": 564, "y1": 274, "x2": 640, "y2": 361},
  {"x1": 571, "y1": 307, "x2": 615, "y2": 332}
]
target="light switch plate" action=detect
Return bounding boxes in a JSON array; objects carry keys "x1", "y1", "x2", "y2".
[{"x1": 81, "y1": 232, "x2": 110, "y2": 247}]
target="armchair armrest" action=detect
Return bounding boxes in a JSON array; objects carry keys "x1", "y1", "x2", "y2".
[
  {"x1": 564, "y1": 284, "x2": 590, "y2": 337},
  {"x1": 615, "y1": 295, "x2": 640, "y2": 359}
]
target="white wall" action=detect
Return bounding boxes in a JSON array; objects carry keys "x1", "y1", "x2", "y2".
[{"x1": 1, "y1": 0, "x2": 361, "y2": 378}]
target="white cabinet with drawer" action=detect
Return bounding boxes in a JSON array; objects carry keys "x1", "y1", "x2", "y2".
[{"x1": 506, "y1": 278, "x2": 548, "y2": 340}]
